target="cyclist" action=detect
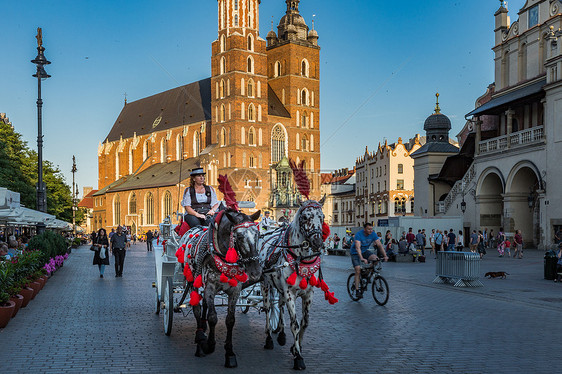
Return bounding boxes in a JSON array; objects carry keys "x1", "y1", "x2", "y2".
[{"x1": 350, "y1": 222, "x2": 388, "y2": 299}]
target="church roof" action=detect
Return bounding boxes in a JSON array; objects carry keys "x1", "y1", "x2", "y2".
[
  {"x1": 104, "y1": 78, "x2": 212, "y2": 142},
  {"x1": 268, "y1": 85, "x2": 291, "y2": 118},
  {"x1": 108, "y1": 158, "x2": 200, "y2": 193}
]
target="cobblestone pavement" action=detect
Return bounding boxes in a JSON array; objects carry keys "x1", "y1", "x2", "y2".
[{"x1": 1, "y1": 243, "x2": 560, "y2": 373}]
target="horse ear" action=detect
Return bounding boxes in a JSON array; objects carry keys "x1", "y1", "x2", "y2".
[
  {"x1": 318, "y1": 194, "x2": 326, "y2": 206},
  {"x1": 296, "y1": 195, "x2": 303, "y2": 206},
  {"x1": 249, "y1": 210, "x2": 261, "y2": 222},
  {"x1": 225, "y1": 210, "x2": 237, "y2": 224}
]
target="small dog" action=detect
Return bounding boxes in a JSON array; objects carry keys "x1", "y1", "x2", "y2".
[{"x1": 485, "y1": 271, "x2": 509, "y2": 279}]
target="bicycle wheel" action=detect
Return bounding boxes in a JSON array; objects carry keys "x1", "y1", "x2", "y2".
[
  {"x1": 371, "y1": 275, "x2": 389, "y2": 306},
  {"x1": 347, "y1": 274, "x2": 361, "y2": 301}
]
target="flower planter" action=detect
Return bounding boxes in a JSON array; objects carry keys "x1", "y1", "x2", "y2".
[
  {"x1": 41, "y1": 275, "x2": 48, "y2": 287},
  {"x1": 0, "y1": 301, "x2": 16, "y2": 328},
  {"x1": 29, "y1": 282, "x2": 41, "y2": 299},
  {"x1": 19, "y1": 287, "x2": 33, "y2": 307},
  {"x1": 37, "y1": 277, "x2": 45, "y2": 290},
  {"x1": 9, "y1": 294, "x2": 24, "y2": 318}
]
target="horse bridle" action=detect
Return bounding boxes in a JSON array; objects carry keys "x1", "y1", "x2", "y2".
[{"x1": 213, "y1": 220, "x2": 260, "y2": 264}]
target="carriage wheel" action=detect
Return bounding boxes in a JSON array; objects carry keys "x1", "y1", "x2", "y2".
[
  {"x1": 242, "y1": 305, "x2": 251, "y2": 314},
  {"x1": 347, "y1": 273, "x2": 361, "y2": 301},
  {"x1": 268, "y1": 288, "x2": 281, "y2": 333},
  {"x1": 371, "y1": 275, "x2": 389, "y2": 306},
  {"x1": 155, "y1": 283, "x2": 160, "y2": 315},
  {"x1": 163, "y1": 277, "x2": 174, "y2": 336}
]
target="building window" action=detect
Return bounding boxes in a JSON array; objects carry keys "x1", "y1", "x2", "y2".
[
  {"x1": 377, "y1": 182, "x2": 380, "y2": 192},
  {"x1": 398, "y1": 164, "x2": 403, "y2": 174},
  {"x1": 248, "y1": 104, "x2": 255, "y2": 121},
  {"x1": 410, "y1": 198, "x2": 415, "y2": 213},
  {"x1": 334, "y1": 202, "x2": 338, "y2": 211},
  {"x1": 397, "y1": 179, "x2": 404, "y2": 190},
  {"x1": 163, "y1": 191, "x2": 172, "y2": 219},
  {"x1": 247, "y1": 34, "x2": 254, "y2": 51},
  {"x1": 275, "y1": 61, "x2": 282, "y2": 77},
  {"x1": 234, "y1": 14, "x2": 239, "y2": 26},
  {"x1": 301, "y1": 89, "x2": 308, "y2": 106},
  {"x1": 247, "y1": 57, "x2": 253, "y2": 73},
  {"x1": 301, "y1": 112, "x2": 308, "y2": 128},
  {"x1": 146, "y1": 193, "x2": 154, "y2": 225},
  {"x1": 247, "y1": 79, "x2": 254, "y2": 97},
  {"x1": 301, "y1": 134, "x2": 309, "y2": 151},
  {"x1": 129, "y1": 193, "x2": 137, "y2": 214},
  {"x1": 221, "y1": 127, "x2": 227, "y2": 146},
  {"x1": 334, "y1": 214, "x2": 338, "y2": 223},
  {"x1": 248, "y1": 127, "x2": 256, "y2": 145},
  {"x1": 220, "y1": 79, "x2": 225, "y2": 98},
  {"x1": 271, "y1": 124, "x2": 287, "y2": 163},
  {"x1": 394, "y1": 197, "x2": 406, "y2": 214},
  {"x1": 113, "y1": 195, "x2": 121, "y2": 226},
  {"x1": 301, "y1": 59, "x2": 309, "y2": 77},
  {"x1": 193, "y1": 131, "x2": 201, "y2": 156},
  {"x1": 249, "y1": 154, "x2": 255, "y2": 168},
  {"x1": 220, "y1": 34, "x2": 226, "y2": 52},
  {"x1": 220, "y1": 57, "x2": 226, "y2": 75},
  {"x1": 143, "y1": 139, "x2": 150, "y2": 161},
  {"x1": 234, "y1": 0, "x2": 238, "y2": 11},
  {"x1": 160, "y1": 137, "x2": 168, "y2": 163},
  {"x1": 528, "y1": 5, "x2": 539, "y2": 28}
]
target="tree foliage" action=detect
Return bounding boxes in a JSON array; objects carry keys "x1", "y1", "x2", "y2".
[{"x1": 0, "y1": 121, "x2": 82, "y2": 224}]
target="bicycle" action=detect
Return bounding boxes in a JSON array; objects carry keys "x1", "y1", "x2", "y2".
[{"x1": 347, "y1": 260, "x2": 389, "y2": 305}]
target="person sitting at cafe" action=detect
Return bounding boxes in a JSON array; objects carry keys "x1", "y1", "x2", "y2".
[{"x1": 181, "y1": 167, "x2": 220, "y2": 228}]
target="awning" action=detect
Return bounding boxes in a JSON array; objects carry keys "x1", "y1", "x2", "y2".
[{"x1": 466, "y1": 78, "x2": 546, "y2": 117}]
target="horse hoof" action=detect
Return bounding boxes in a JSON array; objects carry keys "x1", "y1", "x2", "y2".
[
  {"x1": 293, "y1": 357, "x2": 306, "y2": 370},
  {"x1": 225, "y1": 354, "x2": 238, "y2": 368},
  {"x1": 203, "y1": 342, "x2": 216, "y2": 354},
  {"x1": 195, "y1": 343, "x2": 206, "y2": 358},
  {"x1": 277, "y1": 331, "x2": 286, "y2": 346},
  {"x1": 195, "y1": 330, "x2": 207, "y2": 344},
  {"x1": 264, "y1": 336, "x2": 274, "y2": 350}
]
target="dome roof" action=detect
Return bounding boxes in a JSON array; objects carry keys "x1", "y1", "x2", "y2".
[
  {"x1": 424, "y1": 113, "x2": 451, "y2": 131},
  {"x1": 308, "y1": 29, "x2": 318, "y2": 38},
  {"x1": 267, "y1": 30, "x2": 277, "y2": 39}
]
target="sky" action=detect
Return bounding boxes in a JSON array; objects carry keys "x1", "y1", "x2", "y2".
[{"x1": 0, "y1": 0, "x2": 528, "y2": 198}]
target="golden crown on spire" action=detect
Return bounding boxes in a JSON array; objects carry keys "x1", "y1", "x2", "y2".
[{"x1": 434, "y1": 92, "x2": 441, "y2": 114}]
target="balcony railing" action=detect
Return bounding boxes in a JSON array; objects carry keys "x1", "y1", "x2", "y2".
[{"x1": 479, "y1": 126, "x2": 544, "y2": 155}]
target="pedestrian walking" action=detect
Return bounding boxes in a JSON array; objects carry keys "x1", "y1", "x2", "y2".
[
  {"x1": 469, "y1": 230, "x2": 479, "y2": 253},
  {"x1": 146, "y1": 230, "x2": 153, "y2": 252},
  {"x1": 483, "y1": 228, "x2": 488, "y2": 248},
  {"x1": 456, "y1": 230, "x2": 464, "y2": 251},
  {"x1": 497, "y1": 228, "x2": 506, "y2": 257},
  {"x1": 91, "y1": 228, "x2": 109, "y2": 278},
  {"x1": 513, "y1": 229, "x2": 523, "y2": 259},
  {"x1": 477, "y1": 230, "x2": 486, "y2": 259},
  {"x1": 447, "y1": 229, "x2": 456, "y2": 251},
  {"x1": 434, "y1": 230, "x2": 443, "y2": 257},
  {"x1": 429, "y1": 229, "x2": 436, "y2": 254},
  {"x1": 334, "y1": 233, "x2": 341, "y2": 249},
  {"x1": 110, "y1": 226, "x2": 128, "y2": 277},
  {"x1": 416, "y1": 230, "x2": 425, "y2": 255},
  {"x1": 489, "y1": 229, "x2": 495, "y2": 248}
]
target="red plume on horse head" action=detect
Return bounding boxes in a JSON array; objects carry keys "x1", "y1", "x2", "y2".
[
  {"x1": 218, "y1": 175, "x2": 239, "y2": 211},
  {"x1": 289, "y1": 159, "x2": 310, "y2": 200}
]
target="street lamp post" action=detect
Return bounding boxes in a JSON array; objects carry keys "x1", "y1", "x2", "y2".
[
  {"x1": 72, "y1": 156, "x2": 77, "y2": 236},
  {"x1": 31, "y1": 27, "x2": 51, "y2": 234}
]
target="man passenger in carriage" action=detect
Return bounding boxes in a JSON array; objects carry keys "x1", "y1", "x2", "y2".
[
  {"x1": 181, "y1": 168, "x2": 220, "y2": 228},
  {"x1": 351, "y1": 222, "x2": 388, "y2": 299}
]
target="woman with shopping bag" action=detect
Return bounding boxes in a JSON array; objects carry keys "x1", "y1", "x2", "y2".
[{"x1": 91, "y1": 228, "x2": 110, "y2": 278}]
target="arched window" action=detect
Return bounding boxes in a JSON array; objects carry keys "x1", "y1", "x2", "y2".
[
  {"x1": 113, "y1": 195, "x2": 121, "y2": 226},
  {"x1": 160, "y1": 137, "x2": 167, "y2": 163},
  {"x1": 247, "y1": 79, "x2": 254, "y2": 97},
  {"x1": 249, "y1": 154, "x2": 255, "y2": 168},
  {"x1": 220, "y1": 34, "x2": 226, "y2": 53},
  {"x1": 220, "y1": 104, "x2": 226, "y2": 123},
  {"x1": 275, "y1": 61, "x2": 282, "y2": 77},
  {"x1": 163, "y1": 191, "x2": 172, "y2": 219},
  {"x1": 247, "y1": 56, "x2": 253, "y2": 73},
  {"x1": 301, "y1": 134, "x2": 309, "y2": 151},
  {"x1": 129, "y1": 193, "x2": 137, "y2": 214},
  {"x1": 301, "y1": 59, "x2": 309, "y2": 77},
  {"x1": 143, "y1": 139, "x2": 150, "y2": 161},
  {"x1": 248, "y1": 104, "x2": 255, "y2": 121},
  {"x1": 301, "y1": 89, "x2": 308, "y2": 106},
  {"x1": 410, "y1": 198, "x2": 415, "y2": 213},
  {"x1": 193, "y1": 131, "x2": 200, "y2": 156},
  {"x1": 247, "y1": 34, "x2": 254, "y2": 51},
  {"x1": 248, "y1": 127, "x2": 256, "y2": 145},
  {"x1": 301, "y1": 112, "x2": 308, "y2": 128},
  {"x1": 146, "y1": 193, "x2": 154, "y2": 225},
  {"x1": 220, "y1": 56, "x2": 226, "y2": 75},
  {"x1": 220, "y1": 79, "x2": 225, "y2": 98},
  {"x1": 221, "y1": 127, "x2": 227, "y2": 146}
]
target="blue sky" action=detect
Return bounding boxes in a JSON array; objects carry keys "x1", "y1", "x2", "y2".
[{"x1": 0, "y1": 0, "x2": 527, "y2": 197}]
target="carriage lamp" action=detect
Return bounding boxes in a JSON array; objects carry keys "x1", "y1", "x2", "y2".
[{"x1": 461, "y1": 199, "x2": 467, "y2": 214}]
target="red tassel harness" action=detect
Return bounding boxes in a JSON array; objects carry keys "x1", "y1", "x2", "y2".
[{"x1": 283, "y1": 253, "x2": 338, "y2": 305}]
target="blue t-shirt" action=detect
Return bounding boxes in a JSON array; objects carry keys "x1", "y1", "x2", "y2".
[{"x1": 350, "y1": 230, "x2": 380, "y2": 255}]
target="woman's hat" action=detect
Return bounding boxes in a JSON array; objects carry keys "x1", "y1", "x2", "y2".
[{"x1": 190, "y1": 168, "x2": 206, "y2": 176}]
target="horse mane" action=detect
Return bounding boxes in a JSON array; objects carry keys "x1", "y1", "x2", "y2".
[
  {"x1": 289, "y1": 159, "x2": 310, "y2": 200},
  {"x1": 218, "y1": 175, "x2": 239, "y2": 211}
]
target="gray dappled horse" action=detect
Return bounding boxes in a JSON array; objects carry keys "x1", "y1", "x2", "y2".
[
  {"x1": 259, "y1": 196, "x2": 326, "y2": 370},
  {"x1": 178, "y1": 208, "x2": 261, "y2": 368}
]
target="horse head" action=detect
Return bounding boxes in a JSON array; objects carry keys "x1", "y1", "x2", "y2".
[
  {"x1": 290, "y1": 195, "x2": 326, "y2": 254},
  {"x1": 217, "y1": 209, "x2": 262, "y2": 282}
]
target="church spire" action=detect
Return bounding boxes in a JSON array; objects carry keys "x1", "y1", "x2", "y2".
[{"x1": 286, "y1": 0, "x2": 300, "y2": 13}]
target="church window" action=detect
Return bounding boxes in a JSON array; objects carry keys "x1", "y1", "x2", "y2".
[
  {"x1": 115, "y1": 152, "x2": 120, "y2": 180},
  {"x1": 234, "y1": 0, "x2": 239, "y2": 11},
  {"x1": 249, "y1": 154, "x2": 255, "y2": 168},
  {"x1": 301, "y1": 112, "x2": 308, "y2": 128},
  {"x1": 247, "y1": 56, "x2": 253, "y2": 73},
  {"x1": 301, "y1": 134, "x2": 309, "y2": 152},
  {"x1": 301, "y1": 59, "x2": 309, "y2": 77},
  {"x1": 223, "y1": 153, "x2": 227, "y2": 166},
  {"x1": 193, "y1": 131, "x2": 201, "y2": 156},
  {"x1": 220, "y1": 127, "x2": 227, "y2": 146},
  {"x1": 220, "y1": 104, "x2": 226, "y2": 123},
  {"x1": 234, "y1": 14, "x2": 239, "y2": 27},
  {"x1": 248, "y1": 104, "x2": 255, "y2": 121},
  {"x1": 248, "y1": 127, "x2": 256, "y2": 145},
  {"x1": 220, "y1": 80, "x2": 225, "y2": 98},
  {"x1": 258, "y1": 128, "x2": 262, "y2": 145},
  {"x1": 301, "y1": 89, "x2": 308, "y2": 106},
  {"x1": 398, "y1": 164, "x2": 403, "y2": 174},
  {"x1": 220, "y1": 34, "x2": 226, "y2": 53},
  {"x1": 258, "y1": 153, "x2": 262, "y2": 168},
  {"x1": 146, "y1": 193, "x2": 154, "y2": 224},
  {"x1": 410, "y1": 198, "x2": 415, "y2": 213},
  {"x1": 248, "y1": 34, "x2": 254, "y2": 51},
  {"x1": 271, "y1": 124, "x2": 287, "y2": 163},
  {"x1": 161, "y1": 138, "x2": 168, "y2": 163},
  {"x1": 220, "y1": 57, "x2": 226, "y2": 75},
  {"x1": 274, "y1": 61, "x2": 281, "y2": 77},
  {"x1": 114, "y1": 195, "x2": 121, "y2": 226},
  {"x1": 257, "y1": 81, "x2": 261, "y2": 97},
  {"x1": 258, "y1": 105, "x2": 262, "y2": 121},
  {"x1": 176, "y1": 134, "x2": 181, "y2": 160},
  {"x1": 310, "y1": 112, "x2": 314, "y2": 128},
  {"x1": 128, "y1": 144, "x2": 133, "y2": 175},
  {"x1": 247, "y1": 79, "x2": 254, "y2": 97},
  {"x1": 143, "y1": 139, "x2": 150, "y2": 161},
  {"x1": 129, "y1": 193, "x2": 137, "y2": 215},
  {"x1": 311, "y1": 91, "x2": 315, "y2": 106},
  {"x1": 241, "y1": 127, "x2": 246, "y2": 144},
  {"x1": 310, "y1": 134, "x2": 314, "y2": 151},
  {"x1": 228, "y1": 152, "x2": 232, "y2": 167},
  {"x1": 163, "y1": 191, "x2": 172, "y2": 219}
]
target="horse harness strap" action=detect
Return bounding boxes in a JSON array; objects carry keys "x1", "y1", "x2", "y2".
[{"x1": 210, "y1": 219, "x2": 259, "y2": 275}]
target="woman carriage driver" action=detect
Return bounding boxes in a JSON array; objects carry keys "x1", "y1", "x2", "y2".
[{"x1": 181, "y1": 167, "x2": 220, "y2": 228}]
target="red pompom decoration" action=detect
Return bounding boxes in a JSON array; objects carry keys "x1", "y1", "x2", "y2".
[
  {"x1": 299, "y1": 277, "x2": 308, "y2": 290},
  {"x1": 189, "y1": 291, "x2": 202, "y2": 306},
  {"x1": 324, "y1": 291, "x2": 330, "y2": 301},
  {"x1": 195, "y1": 234, "x2": 199, "y2": 238},
  {"x1": 287, "y1": 271, "x2": 297, "y2": 286},
  {"x1": 188, "y1": 244, "x2": 192, "y2": 249},
  {"x1": 193, "y1": 274, "x2": 203, "y2": 288},
  {"x1": 220, "y1": 273, "x2": 229, "y2": 283},
  {"x1": 183, "y1": 266, "x2": 194, "y2": 282},
  {"x1": 309, "y1": 275, "x2": 318, "y2": 287},
  {"x1": 181, "y1": 244, "x2": 186, "y2": 249},
  {"x1": 176, "y1": 248, "x2": 185, "y2": 264},
  {"x1": 225, "y1": 247, "x2": 238, "y2": 263},
  {"x1": 319, "y1": 279, "x2": 329, "y2": 292},
  {"x1": 327, "y1": 292, "x2": 339, "y2": 305},
  {"x1": 235, "y1": 273, "x2": 248, "y2": 283},
  {"x1": 228, "y1": 278, "x2": 238, "y2": 287},
  {"x1": 189, "y1": 234, "x2": 193, "y2": 238},
  {"x1": 187, "y1": 254, "x2": 192, "y2": 259}
]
